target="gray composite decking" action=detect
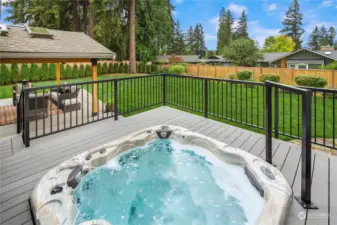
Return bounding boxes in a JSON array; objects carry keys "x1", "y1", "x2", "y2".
[{"x1": 0, "y1": 106, "x2": 335, "y2": 225}]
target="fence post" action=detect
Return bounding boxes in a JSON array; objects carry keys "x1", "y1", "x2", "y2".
[
  {"x1": 23, "y1": 89, "x2": 30, "y2": 147},
  {"x1": 204, "y1": 79, "x2": 208, "y2": 118},
  {"x1": 163, "y1": 74, "x2": 166, "y2": 105},
  {"x1": 265, "y1": 82, "x2": 273, "y2": 164},
  {"x1": 295, "y1": 90, "x2": 318, "y2": 209},
  {"x1": 114, "y1": 80, "x2": 118, "y2": 121},
  {"x1": 274, "y1": 87, "x2": 279, "y2": 139},
  {"x1": 333, "y1": 70, "x2": 336, "y2": 89}
]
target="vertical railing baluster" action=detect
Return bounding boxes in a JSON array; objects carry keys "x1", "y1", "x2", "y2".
[
  {"x1": 114, "y1": 80, "x2": 118, "y2": 120},
  {"x1": 265, "y1": 82, "x2": 273, "y2": 164},
  {"x1": 323, "y1": 92, "x2": 326, "y2": 146},
  {"x1": 274, "y1": 87, "x2": 279, "y2": 139},
  {"x1": 204, "y1": 79, "x2": 208, "y2": 118},
  {"x1": 23, "y1": 89, "x2": 30, "y2": 147}
]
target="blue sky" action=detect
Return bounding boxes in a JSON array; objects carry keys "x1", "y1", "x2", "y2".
[
  {"x1": 172, "y1": 0, "x2": 337, "y2": 49},
  {"x1": 1, "y1": 0, "x2": 337, "y2": 50}
]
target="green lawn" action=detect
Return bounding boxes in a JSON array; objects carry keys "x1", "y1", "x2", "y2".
[
  {"x1": 2, "y1": 74, "x2": 335, "y2": 140},
  {"x1": 0, "y1": 74, "x2": 143, "y2": 99}
]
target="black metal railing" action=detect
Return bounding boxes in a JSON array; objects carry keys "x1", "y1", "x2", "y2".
[
  {"x1": 265, "y1": 81, "x2": 318, "y2": 209},
  {"x1": 17, "y1": 74, "x2": 336, "y2": 151}
]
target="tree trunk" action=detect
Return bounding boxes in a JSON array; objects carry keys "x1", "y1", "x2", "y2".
[
  {"x1": 129, "y1": 0, "x2": 137, "y2": 73},
  {"x1": 89, "y1": 2, "x2": 95, "y2": 38},
  {"x1": 72, "y1": 0, "x2": 78, "y2": 31},
  {"x1": 82, "y1": 0, "x2": 88, "y2": 33}
]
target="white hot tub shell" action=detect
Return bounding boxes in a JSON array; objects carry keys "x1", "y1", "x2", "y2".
[{"x1": 30, "y1": 125, "x2": 293, "y2": 225}]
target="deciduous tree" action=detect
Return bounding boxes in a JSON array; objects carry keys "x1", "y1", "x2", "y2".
[{"x1": 263, "y1": 35, "x2": 295, "y2": 52}]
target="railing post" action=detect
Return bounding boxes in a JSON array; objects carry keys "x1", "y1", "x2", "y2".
[
  {"x1": 23, "y1": 89, "x2": 30, "y2": 147},
  {"x1": 265, "y1": 82, "x2": 273, "y2": 164},
  {"x1": 295, "y1": 90, "x2": 318, "y2": 209},
  {"x1": 204, "y1": 79, "x2": 208, "y2": 118},
  {"x1": 163, "y1": 74, "x2": 166, "y2": 105},
  {"x1": 274, "y1": 87, "x2": 279, "y2": 139},
  {"x1": 114, "y1": 80, "x2": 118, "y2": 121}
]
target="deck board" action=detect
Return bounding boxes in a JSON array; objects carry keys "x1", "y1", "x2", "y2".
[{"x1": 0, "y1": 106, "x2": 333, "y2": 225}]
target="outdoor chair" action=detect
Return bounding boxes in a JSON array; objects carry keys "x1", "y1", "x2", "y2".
[
  {"x1": 12, "y1": 83, "x2": 23, "y2": 106},
  {"x1": 50, "y1": 86, "x2": 81, "y2": 112}
]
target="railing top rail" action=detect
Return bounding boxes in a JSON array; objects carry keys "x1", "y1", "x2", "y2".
[
  {"x1": 23, "y1": 74, "x2": 163, "y2": 91},
  {"x1": 298, "y1": 86, "x2": 337, "y2": 93},
  {"x1": 265, "y1": 80, "x2": 311, "y2": 94},
  {"x1": 165, "y1": 74, "x2": 264, "y2": 86}
]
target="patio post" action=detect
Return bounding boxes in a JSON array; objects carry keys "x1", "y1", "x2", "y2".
[
  {"x1": 56, "y1": 63, "x2": 61, "y2": 84},
  {"x1": 265, "y1": 82, "x2": 272, "y2": 164},
  {"x1": 91, "y1": 59, "x2": 98, "y2": 116}
]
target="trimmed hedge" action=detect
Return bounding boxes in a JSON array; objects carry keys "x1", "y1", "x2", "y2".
[
  {"x1": 61, "y1": 64, "x2": 66, "y2": 79},
  {"x1": 114, "y1": 63, "x2": 119, "y2": 73},
  {"x1": 21, "y1": 64, "x2": 30, "y2": 81},
  {"x1": 72, "y1": 65, "x2": 79, "y2": 78},
  {"x1": 109, "y1": 63, "x2": 114, "y2": 73},
  {"x1": 50, "y1": 64, "x2": 56, "y2": 80},
  {"x1": 228, "y1": 74, "x2": 236, "y2": 80},
  {"x1": 65, "y1": 65, "x2": 72, "y2": 79},
  {"x1": 119, "y1": 63, "x2": 125, "y2": 73},
  {"x1": 260, "y1": 73, "x2": 280, "y2": 83},
  {"x1": 125, "y1": 63, "x2": 129, "y2": 73},
  {"x1": 168, "y1": 65, "x2": 185, "y2": 75},
  {"x1": 30, "y1": 64, "x2": 40, "y2": 81},
  {"x1": 237, "y1": 71, "x2": 252, "y2": 81},
  {"x1": 0, "y1": 64, "x2": 10, "y2": 85},
  {"x1": 295, "y1": 75, "x2": 327, "y2": 88},
  {"x1": 79, "y1": 64, "x2": 85, "y2": 77},
  {"x1": 97, "y1": 63, "x2": 102, "y2": 75},
  {"x1": 85, "y1": 65, "x2": 91, "y2": 76},
  {"x1": 41, "y1": 63, "x2": 50, "y2": 81},
  {"x1": 10, "y1": 64, "x2": 19, "y2": 83}
]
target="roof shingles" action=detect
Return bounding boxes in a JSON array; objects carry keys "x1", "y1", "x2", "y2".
[{"x1": 0, "y1": 26, "x2": 115, "y2": 59}]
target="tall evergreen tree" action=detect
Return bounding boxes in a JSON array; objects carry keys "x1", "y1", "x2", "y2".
[
  {"x1": 280, "y1": 0, "x2": 304, "y2": 50},
  {"x1": 193, "y1": 24, "x2": 207, "y2": 56},
  {"x1": 319, "y1": 26, "x2": 329, "y2": 46},
  {"x1": 216, "y1": 8, "x2": 233, "y2": 54},
  {"x1": 328, "y1": 27, "x2": 336, "y2": 47},
  {"x1": 226, "y1": 9, "x2": 234, "y2": 37},
  {"x1": 168, "y1": 20, "x2": 186, "y2": 55},
  {"x1": 308, "y1": 26, "x2": 320, "y2": 50},
  {"x1": 186, "y1": 26, "x2": 195, "y2": 54},
  {"x1": 235, "y1": 10, "x2": 248, "y2": 39}
]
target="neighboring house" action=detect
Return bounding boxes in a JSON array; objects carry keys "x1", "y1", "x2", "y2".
[
  {"x1": 258, "y1": 47, "x2": 337, "y2": 69},
  {"x1": 155, "y1": 55, "x2": 231, "y2": 65}
]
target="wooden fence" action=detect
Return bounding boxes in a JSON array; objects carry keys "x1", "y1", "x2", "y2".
[{"x1": 162, "y1": 64, "x2": 337, "y2": 88}]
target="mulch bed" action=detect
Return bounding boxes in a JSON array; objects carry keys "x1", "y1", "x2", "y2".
[{"x1": 0, "y1": 101, "x2": 62, "y2": 126}]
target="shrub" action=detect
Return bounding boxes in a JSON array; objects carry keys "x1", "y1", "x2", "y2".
[
  {"x1": 159, "y1": 67, "x2": 169, "y2": 73},
  {"x1": 65, "y1": 64, "x2": 72, "y2": 79},
  {"x1": 10, "y1": 63, "x2": 19, "y2": 83},
  {"x1": 119, "y1": 63, "x2": 125, "y2": 73},
  {"x1": 0, "y1": 64, "x2": 10, "y2": 84},
  {"x1": 97, "y1": 63, "x2": 102, "y2": 75},
  {"x1": 109, "y1": 63, "x2": 114, "y2": 73},
  {"x1": 79, "y1": 64, "x2": 85, "y2": 77},
  {"x1": 151, "y1": 64, "x2": 158, "y2": 73},
  {"x1": 49, "y1": 63, "x2": 56, "y2": 79},
  {"x1": 168, "y1": 65, "x2": 185, "y2": 75},
  {"x1": 146, "y1": 65, "x2": 152, "y2": 73},
  {"x1": 72, "y1": 65, "x2": 79, "y2": 78},
  {"x1": 102, "y1": 62, "x2": 108, "y2": 74},
  {"x1": 125, "y1": 63, "x2": 129, "y2": 73},
  {"x1": 114, "y1": 63, "x2": 119, "y2": 73},
  {"x1": 21, "y1": 64, "x2": 30, "y2": 81},
  {"x1": 40, "y1": 63, "x2": 49, "y2": 81},
  {"x1": 85, "y1": 65, "x2": 91, "y2": 77},
  {"x1": 228, "y1": 74, "x2": 236, "y2": 80},
  {"x1": 237, "y1": 70, "x2": 252, "y2": 81},
  {"x1": 295, "y1": 75, "x2": 327, "y2": 88},
  {"x1": 60, "y1": 64, "x2": 66, "y2": 79},
  {"x1": 260, "y1": 73, "x2": 280, "y2": 83},
  {"x1": 323, "y1": 61, "x2": 337, "y2": 70},
  {"x1": 30, "y1": 64, "x2": 41, "y2": 81}
]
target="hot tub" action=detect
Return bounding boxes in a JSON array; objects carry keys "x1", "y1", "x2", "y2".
[{"x1": 30, "y1": 125, "x2": 292, "y2": 225}]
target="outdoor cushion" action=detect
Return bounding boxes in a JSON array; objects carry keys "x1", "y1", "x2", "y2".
[{"x1": 61, "y1": 98, "x2": 81, "y2": 106}]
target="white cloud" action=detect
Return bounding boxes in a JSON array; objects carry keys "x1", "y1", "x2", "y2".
[
  {"x1": 321, "y1": 0, "x2": 334, "y2": 7},
  {"x1": 209, "y1": 16, "x2": 220, "y2": 31},
  {"x1": 205, "y1": 35, "x2": 217, "y2": 41},
  {"x1": 267, "y1": 3, "x2": 277, "y2": 11},
  {"x1": 227, "y1": 2, "x2": 248, "y2": 16},
  {"x1": 248, "y1": 21, "x2": 280, "y2": 47},
  {"x1": 172, "y1": 10, "x2": 179, "y2": 16},
  {"x1": 174, "y1": 0, "x2": 184, "y2": 5}
]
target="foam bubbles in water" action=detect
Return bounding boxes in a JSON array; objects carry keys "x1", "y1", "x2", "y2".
[{"x1": 73, "y1": 139, "x2": 264, "y2": 225}]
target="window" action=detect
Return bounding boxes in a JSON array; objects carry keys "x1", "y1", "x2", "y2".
[
  {"x1": 297, "y1": 64, "x2": 308, "y2": 69},
  {"x1": 288, "y1": 64, "x2": 296, "y2": 69}
]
